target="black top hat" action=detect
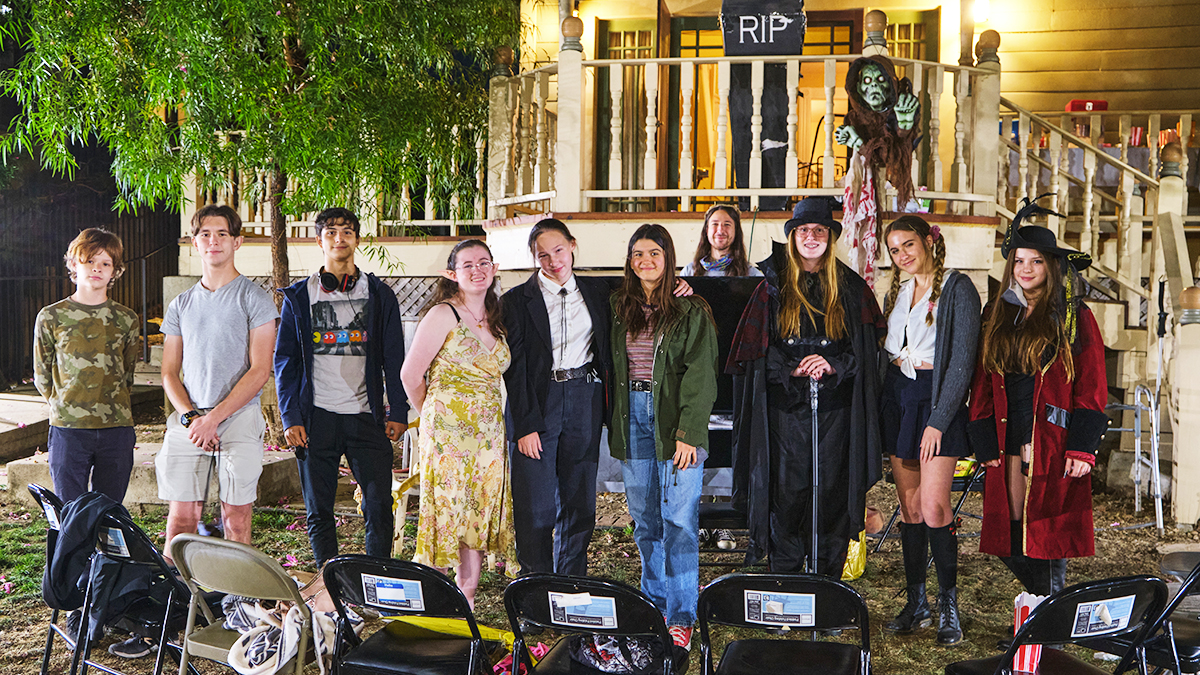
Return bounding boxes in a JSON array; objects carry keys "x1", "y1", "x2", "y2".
[
  {"x1": 1004, "y1": 225, "x2": 1092, "y2": 272},
  {"x1": 785, "y1": 196, "x2": 843, "y2": 239}
]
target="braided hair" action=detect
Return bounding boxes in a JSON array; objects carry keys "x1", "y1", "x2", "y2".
[{"x1": 883, "y1": 215, "x2": 946, "y2": 325}]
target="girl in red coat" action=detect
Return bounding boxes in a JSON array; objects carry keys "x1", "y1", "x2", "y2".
[{"x1": 968, "y1": 204, "x2": 1108, "y2": 597}]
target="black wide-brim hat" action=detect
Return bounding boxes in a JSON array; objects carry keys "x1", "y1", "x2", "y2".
[
  {"x1": 785, "y1": 196, "x2": 843, "y2": 239},
  {"x1": 1004, "y1": 225, "x2": 1092, "y2": 272}
]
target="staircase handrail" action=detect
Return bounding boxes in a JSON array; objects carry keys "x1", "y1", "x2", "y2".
[{"x1": 1000, "y1": 96, "x2": 1160, "y2": 187}]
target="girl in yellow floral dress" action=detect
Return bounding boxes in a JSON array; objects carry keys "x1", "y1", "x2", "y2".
[{"x1": 401, "y1": 239, "x2": 516, "y2": 606}]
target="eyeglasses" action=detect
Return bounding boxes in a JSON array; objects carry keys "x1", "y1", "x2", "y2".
[
  {"x1": 794, "y1": 225, "x2": 830, "y2": 240},
  {"x1": 456, "y1": 260, "x2": 494, "y2": 273}
]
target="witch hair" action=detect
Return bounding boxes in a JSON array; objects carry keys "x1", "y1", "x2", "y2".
[{"x1": 778, "y1": 232, "x2": 846, "y2": 341}]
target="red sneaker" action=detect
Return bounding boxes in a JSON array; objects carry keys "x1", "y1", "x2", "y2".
[{"x1": 668, "y1": 625, "x2": 693, "y2": 651}]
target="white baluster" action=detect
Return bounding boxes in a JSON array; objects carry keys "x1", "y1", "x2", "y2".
[
  {"x1": 680, "y1": 61, "x2": 695, "y2": 211},
  {"x1": 749, "y1": 60, "x2": 764, "y2": 211},
  {"x1": 908, "y1": 62, "x2": 923, "y2": 190},
  {"x1": 953, "y1": 70, "x2": 969, "y2": 206},
  {"x1": 785, "y1": 59, "x2": 799, "y2": 189},
  {"x1": 1017, "y1": 112, "x2": 1030, "y2": 205},
  {"x1": 1047, "y1": 128, "x2": 1063, "y2": 238},
  {"x1": 1148, "y1": 114, "x2": 1162, "y2": 180},
  {"x1": 1028, "y1": 122, "x2": 1041, "y2": 200},
  {"x1": 450, "y1": 126, "x2": 462, "y2": 221},
  {"x1": 1120, "y1": 114, "x2": 1132, "y2": 165},
  {"x1": 535, "y1": 71, "x2": 550, "y2": 193},
  {"x1": 475, "y1": 130, "x2": 487, "y2": 219},
  {"x1": 1120, "y1": 167, "x2": 1139, "y2": 312},
  {"x1": 928, "y1": 66, "x2": 944, "y2": 192},
  {"x1": 520, "y1": 76, "x2": 534, "y2": 195},
  {"x1": 643, "y1": 64, "x2": 659, "y2": 191},
  {"x1": 609, "y1": 63, "x2": 623, "y2": 192},
  {"x1": 822, "y1": 58, "x2": 835, "y2": 189},
  {"x1": 997, "y1": 117, "x2": 1009, "y2": 207},
  {"x1": 500, "y1": 80, "x2": 517, "y2": 200},
  {"x1": 1082, "y1": 150, "x2": 1096, "y2": 256},
  {"x1": 715, "y1": 61, "x2": 730, "y2": 191}
]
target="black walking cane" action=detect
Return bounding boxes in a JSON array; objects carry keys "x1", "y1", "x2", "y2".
[{"x1": 809, "y1": 376, "x2": 820, "y2": 576}]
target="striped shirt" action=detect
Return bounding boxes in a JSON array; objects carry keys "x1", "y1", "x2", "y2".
[{"x1": 626, "y1": 306, "x2": 657, "y2": 381}]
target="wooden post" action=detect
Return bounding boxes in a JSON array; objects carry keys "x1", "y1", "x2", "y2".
[
  {"x1": 1172, "y1": 287, "x2": 1200, "y2": 528},
  {"x1": 863, "y1": 10, "x2": 888, "y2": 57},
  {"x1": 555, "y1": 18, "x2": 585, "y2": 212},
  {"x1": 487, "y1": 47, "x2": 514, "y2": 220}
]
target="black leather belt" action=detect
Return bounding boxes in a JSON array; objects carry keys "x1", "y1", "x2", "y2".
[
  {"x1": 552, "y1": 364, "x2": 591, "y2": 382},
  {"x1": 630, "y1": 380, "x2": 653, "y2": 392}
]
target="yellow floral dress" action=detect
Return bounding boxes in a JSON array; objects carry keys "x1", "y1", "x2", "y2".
[{"x1": 413, "y1": 317, "x2": 517, "y2": 572}]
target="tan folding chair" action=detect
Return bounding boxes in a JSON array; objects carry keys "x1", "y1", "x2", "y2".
[{"x1": 169, "y1": 533, "x2": 311, "y2": 675}]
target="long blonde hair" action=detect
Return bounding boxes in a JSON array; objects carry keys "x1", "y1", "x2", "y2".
[{"x1": 777, "y1": 234, "x2": 846, "y2": 340}]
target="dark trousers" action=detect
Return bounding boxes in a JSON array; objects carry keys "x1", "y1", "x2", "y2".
[
  {"x1": 47, "y1": 425, "x2": 136, "y2": 504},
  {"x1": 767, "y1": 405, "x2": 852, "y2": 577},
  {"x1": 298, "y1": 408, "x2": 395, "y2": 567},
  {"x1": 510, "y1": 378, "x2": 602, "y2": 575}
]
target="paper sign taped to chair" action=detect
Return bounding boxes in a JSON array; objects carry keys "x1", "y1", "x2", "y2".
[
  {"x1": 362, "y1": 574, "x2": 424, "y2": 611},
  {"x1": 744, "y1": 590, "x2": 815, "y2": 626},
  {"x1": 42, "y1": 504, "x2": 59, "y2": 530},
  {"x1": 549, "y1": 592, "x2": 617, "y2": 628},
  {"x1": 1071, "y1": 595, "x2": 1135, "y2": 637},
  {"x1": 100, "y1": 527, "x2": 129, "y2": 558}
]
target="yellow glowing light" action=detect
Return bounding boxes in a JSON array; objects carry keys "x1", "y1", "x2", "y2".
[{"x1": 974, "y1": 0, "x2": 990, "y2": 24}]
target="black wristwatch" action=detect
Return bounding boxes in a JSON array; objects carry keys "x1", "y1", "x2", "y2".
[{"x1": 180, "y1": 410, "x2": 203, "y2": 427}]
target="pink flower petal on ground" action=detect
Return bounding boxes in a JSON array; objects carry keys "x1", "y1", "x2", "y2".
[
  {"x1": 1, "y1": 582, "x2": 12, "y2": 594},
  {"x1": 282, "y1": 554, "x2": 298, "y2": 568}
]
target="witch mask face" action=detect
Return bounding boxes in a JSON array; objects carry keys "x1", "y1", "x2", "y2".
[{"x1": 857, "y1": 64, "x2": 891, "y2": 112}]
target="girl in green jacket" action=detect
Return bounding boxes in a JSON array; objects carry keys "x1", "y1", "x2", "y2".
[{"x1": 610, "y1": 223, "x2": 718, "y2": 651}]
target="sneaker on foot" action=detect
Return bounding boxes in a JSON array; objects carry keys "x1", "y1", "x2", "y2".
[
  {"x1": 65, "y1": 609, "x2": 83, "y2": 648},
  {"x1": 109, "y1": 636, "x2": 154, "y2": 659},
  {"x1": 668, "y1": 625, "x2": 693, "y2": 651},
  {"x1": 698, "y1": 529, "x2": 712, "y2": 548},
  {"x1": 715, "y1": 529, "x2": 736, "y2": 550}
]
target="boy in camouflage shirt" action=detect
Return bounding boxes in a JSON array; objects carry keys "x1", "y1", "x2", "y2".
[{"x1": 34, "y1": 228, "x2": 140, "y2": 503}]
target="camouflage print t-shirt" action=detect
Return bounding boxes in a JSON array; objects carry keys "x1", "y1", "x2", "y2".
[{"x1": 34, "y1": 298, "x2": 140, "y2": 428}]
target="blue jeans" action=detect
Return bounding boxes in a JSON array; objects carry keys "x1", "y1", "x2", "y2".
[{"x1": 622, "y1": 390, "x2": 703, "y2": 626}]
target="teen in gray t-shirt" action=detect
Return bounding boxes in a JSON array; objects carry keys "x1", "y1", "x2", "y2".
[{"x1": 162, "y1": 275, "x2": 279, "y2": 415}]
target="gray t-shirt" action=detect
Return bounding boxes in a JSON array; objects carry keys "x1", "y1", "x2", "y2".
[
  {"x1": 307, "y1": 274, "x2": 370, "y2": 414},
  {"x1": 162, "y1": 275, "x2": 279, "y2": 413}
]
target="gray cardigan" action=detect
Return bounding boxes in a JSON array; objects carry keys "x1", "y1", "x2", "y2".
[{"x1": 902, "y1": 269, "x2": 982, "y2": 432}]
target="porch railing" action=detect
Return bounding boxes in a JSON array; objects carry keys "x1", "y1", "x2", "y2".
[{"x1": 487, "y1": 23, "x2": 1002, "y2": 218}]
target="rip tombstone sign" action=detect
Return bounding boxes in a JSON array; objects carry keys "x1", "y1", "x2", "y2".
[{"x1": 720, "y1": 0, "x2": 806, "y2": 56}]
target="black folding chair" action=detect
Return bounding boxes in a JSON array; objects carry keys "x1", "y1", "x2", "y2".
[
  {"x1": 504, "y1": 573, "x2": 686, "y2": 675},
  {"x1": 1083, "y1": 558, "x2": 1200, "y2": 674},
  {"x1": 944, "y1": 575, "x2": 1168, "y2": 675},
  {"x1": 28, "y1": 483, "x2": 75, "y2": 675},
  {"x1": 873, "y1": 462, "x2": 985, "y2": 554},
  {"x1": 322, "y1": 554, "x2": 489, "y2": 675},
  {"x1": 697, "y1": 573, "x2": 870, "y2": 675},
  {"x1": 73, "y1": 510, "x2": 202, "y2": 675}
]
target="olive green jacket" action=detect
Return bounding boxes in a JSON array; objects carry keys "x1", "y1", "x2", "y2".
[{"x1": 609, "y1": 295, "x2": 719, "y2": 461}]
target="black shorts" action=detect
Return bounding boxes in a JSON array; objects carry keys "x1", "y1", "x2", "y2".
[{"x1": 881, "y1": 364, "x2": 971, "y2": 460}]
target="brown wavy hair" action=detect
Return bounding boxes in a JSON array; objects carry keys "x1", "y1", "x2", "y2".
[
  {"x1": 883, "y1": 215, "x2": 947, "y2": 325},
  {"x1": 614, "y1": 224, "x2": 685, "y2": 337},
  {"x1": 980, "y1": 250, "x2": 1074, "y2": 380},
  {"x1": 689, "y1": 205, "x2": 750, "y2": 276},
  {"x1": 425, "y1": 239, "x2": 506, "y2": 340},
  {"x1": 778, "y1": 229, "x2": 846, "y2": 340}
]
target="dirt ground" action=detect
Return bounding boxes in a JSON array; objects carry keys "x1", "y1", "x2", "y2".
[{"x1": 2, "y1": 414, "x2": 1194, "y2": 674}]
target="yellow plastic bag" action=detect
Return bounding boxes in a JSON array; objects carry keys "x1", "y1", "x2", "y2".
[
  {"x1": 384, "y1": 615, "x2": 517, "y2": 651},
  {"x1": 842, "y1": 530, "x2": 867, "y2": 581}
]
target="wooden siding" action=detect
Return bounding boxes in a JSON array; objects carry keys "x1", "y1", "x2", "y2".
[{"x1": 990, "y1": 0, "x2": 1200, "y2": 111}]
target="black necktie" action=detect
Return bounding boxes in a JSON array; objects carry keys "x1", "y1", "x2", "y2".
[{"x1": 559, "y1": 288, "x2": 568, "y2": 366}]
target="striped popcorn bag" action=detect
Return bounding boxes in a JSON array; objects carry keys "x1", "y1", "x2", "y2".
[{"x1": 1013, "y1": 592, "x2": 1047, "y2": 673}]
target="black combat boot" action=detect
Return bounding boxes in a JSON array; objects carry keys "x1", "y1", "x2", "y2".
[
  {"x1": 885, "y1": 523, "x2": 932, "y2": 633},
  {"x1": 937, "y1": 587, "x2": 962, "y2": 645}
]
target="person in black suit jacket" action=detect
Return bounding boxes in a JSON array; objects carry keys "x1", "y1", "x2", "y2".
[{"x1": 502, "y1": 219, "x2": 613, "y2": 575}]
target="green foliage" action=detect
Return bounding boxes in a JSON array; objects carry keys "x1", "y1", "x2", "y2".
[{"x1": 0, "y1": 0, "x2": 518, "y2": 218}]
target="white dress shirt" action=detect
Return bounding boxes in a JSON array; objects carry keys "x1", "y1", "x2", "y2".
[
  {"x1": 538, "y1": 272, "x2": 594, "y2": 371},
  {"x1": 884, "y1": 277, "x2": 948, "y2": 379}
]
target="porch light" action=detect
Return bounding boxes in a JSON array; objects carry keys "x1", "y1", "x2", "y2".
[{"x1": 974, "y1": 0, "x2": 990, "y2": 24}]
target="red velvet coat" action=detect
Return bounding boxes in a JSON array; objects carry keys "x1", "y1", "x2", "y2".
[{"x1": 967, "y1": 305, "x2": 1108, "y2": 560}]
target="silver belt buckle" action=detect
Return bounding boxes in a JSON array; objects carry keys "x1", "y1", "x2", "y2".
[{"x1": 553, "y1": 369, "x2": 569, "y2": 382}]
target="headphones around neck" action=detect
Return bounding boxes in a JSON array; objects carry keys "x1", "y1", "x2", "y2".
[{"x1": 319, "y1": 266, "x2": 360, "y2": 293}]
